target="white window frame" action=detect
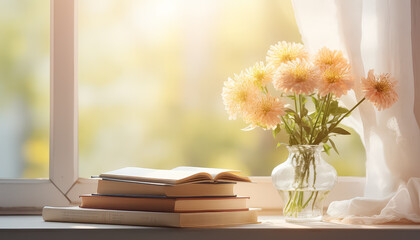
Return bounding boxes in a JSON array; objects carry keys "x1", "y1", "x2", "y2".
[
  {"x1": 0, "y1": 0, "x2": 366, "y2": 212},
  {"x1": 0, "y1": 0, "x2": 78, "y2": 209}
]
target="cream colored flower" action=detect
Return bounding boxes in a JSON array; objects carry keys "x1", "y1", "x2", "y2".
[
  {"x1": 222, "y1": 72, "x2": 258, "y2": 120},
  {"x1": 273, "y1": 59, "x2": 319, "y2": 95},
  {"x1": 266, "y1": 41, "x2": 308, "y2": 69},
  {"x1": 362, "y1": 69, "x2": 398, "y2": 111},
  {"x1": 247, "y1": 94, "x2": 286, "y2": 130},
  {"x1": 314, "y1": 47, "x2": 349, "y2": 71},
  {"x1": 245, "y1": 62, "x2": 275, "y2": 87},
  {"x1": 318, "y1": 65, "x2": 353, "y2": 97}
]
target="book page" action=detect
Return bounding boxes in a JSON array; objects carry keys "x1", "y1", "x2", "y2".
[
  {"x1": 172, "y1": 166, "x2": 241, "y2": 178},
  {"x1": 99, "y1": 167, "x2": 212, "y2": 184}
]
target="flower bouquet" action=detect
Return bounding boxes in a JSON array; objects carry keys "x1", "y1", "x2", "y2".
[{"x1": 222, "y1": 41, "x2": 398, "y2": 222}]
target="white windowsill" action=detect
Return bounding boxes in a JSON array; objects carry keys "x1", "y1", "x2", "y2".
[{"x1": 1, "y1": 214, "x2": 419, "y2": 240}]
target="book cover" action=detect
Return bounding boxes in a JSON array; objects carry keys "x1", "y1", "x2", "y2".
[
  {"x1": 80, "y1": 194, "x2": 248, "y2": 212},
  {"x1": 43, "y1": 206, "x2": 259, "y2": 228}
]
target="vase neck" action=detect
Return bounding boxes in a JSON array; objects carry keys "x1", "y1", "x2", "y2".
[{"x1": 286, "y1": 145, "x2": 323, "y2": 164}]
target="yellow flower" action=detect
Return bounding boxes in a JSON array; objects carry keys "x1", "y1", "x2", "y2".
[
  {"x1": 245, "y1": 62, "x2": 275, "y2": 87},
  {"x1": 222, "y1": 72, "x2": 258, "y2": 120},
  {"x1": 314, "y1": 47, "x2": 349, "y2": 71},
  {"x1": 318, "y1": 64, "x2": 353, "y2": 97},
  {"x1": 247, "y1": 94, "x2": 286, "y2": 130},
  {"x1": 266, "y1": 41, "x2": 308, "y2": 69},
  {"x1": 273, "y1": 59, "x2": 319, "y2": 95},
  {"x1": 362, "y1": 69, "x2": 398, "y2": 111}
]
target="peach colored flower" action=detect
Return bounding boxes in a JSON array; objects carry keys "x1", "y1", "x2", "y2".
[
  {"x1": 222, "y1": 72, "x2": 258, "y2": 120},
  {"x1": 266, "y1": 41, "x2": 308, "y2": 69},
  {"x1": 362, "y1": 69, "x2": 398, "y2": 111},
  {"x1": 318, "y1": 64, "x2": 353, "y2": 97},
  {"x1": 245, "y1": 62, "x2": 275, "y2": 87},
  {"x1": 247, "y1": 94, "x2": 286, "y2": 130},
  {"x1": 314, "y1": 47, "x2": 349, "y2": 71},
  {"x1": 273, "y1": 59, "x2": 319, "y2": 95}
]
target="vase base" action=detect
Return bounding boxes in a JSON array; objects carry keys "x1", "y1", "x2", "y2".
[{"x1": 284, "y1": 215, "x2": 323, "y2": 223}]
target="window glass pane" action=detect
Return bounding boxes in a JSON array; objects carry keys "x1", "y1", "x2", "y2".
[
  {"x1": 0, "y1": 0, "x2": 49, "y2": 178},
  {"x1": 79, "y1": 0, "x2": 365, "y2": 177}
]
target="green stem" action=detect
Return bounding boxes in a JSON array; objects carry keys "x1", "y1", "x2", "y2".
[
  {"x1": 299, "y1": 94, "x2": 304, "y2": 144},
  {"x1": 321, "y1": 93, "x2": 331, "y2": 128},
  {"x1": 329, "y1": 97, "x2": 366, "y2": 131},
  {"x1": 294, "y1": 93, "x2": 298, "y2": 114},
  {"x1": 312, "y1": 191, "x2": 319, "y2": 210},
  {"x1": 309, "y1": 95, "x2": 326, "y2": 144},
  {"x1": 281, "y1": 116, "x2": 299, "y2": 144},
  {"x1": 302, "y1": 191, "x2": 315, "y2": 209}
]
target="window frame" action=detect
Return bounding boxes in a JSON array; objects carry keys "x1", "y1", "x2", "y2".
[
  {"x1": 0, "y1": 0, "x2": 365, "y2": 211},
  {"x1": 0, "y1": 0, "x2": 77, "y2": 209}
]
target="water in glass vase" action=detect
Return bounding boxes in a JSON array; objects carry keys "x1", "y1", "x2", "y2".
[
  {"x1": 278, "y1": 190, "x2": 329, "y2": 222},
  {"x1": 272, "y1": 145, "x2": 337, "y2": 222}
]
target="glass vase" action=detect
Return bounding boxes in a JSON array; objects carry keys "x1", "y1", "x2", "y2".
[{"x1": 271, "y1": 145, "x2": 337, "y2": 222}]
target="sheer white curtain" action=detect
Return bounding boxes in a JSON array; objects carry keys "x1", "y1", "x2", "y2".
[{"x1": 292, "y1": 0, "x2": 420, "y2": 224}]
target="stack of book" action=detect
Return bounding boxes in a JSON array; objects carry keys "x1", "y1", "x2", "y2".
[{"x1": 43, "y1": 166, "x2": 258, "y2": 227}]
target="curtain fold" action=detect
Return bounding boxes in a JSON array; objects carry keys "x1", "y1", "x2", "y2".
[{"x1": 292, "y1": 0, "x2": 420, "y2": 224}]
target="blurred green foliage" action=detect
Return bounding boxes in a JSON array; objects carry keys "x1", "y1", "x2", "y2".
[
  {"x1": 0, "y1": 0, "x2": 49, "y2": 178},
  {"x1": 78, "y1": 0, "x2": 366, "y2": 177},
  {"x1": 0, "y1": 0, "x2": 365, "y2": 178}
]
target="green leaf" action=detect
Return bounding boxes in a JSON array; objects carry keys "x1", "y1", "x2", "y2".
[
  {"x1": 323, "y1": 144, "x2": 332, "y2": 155},
  {"x1": 328, "y1": 115, "x2": 340, "y2": 124},
  {"x1": 311, "y1": 96, "x2": 319, "y2": 110},
  {"x1": 301, "y1": 106, "x2": 308, "y2": 116},
  {"x1": 294, "y1": 116, "x2": 301, "y2": 125},
  {"x1": 329, "y1": 101, "x2": 338, "y2": 114},
  {"x1": 301, "y1": 96, "x2": 308, "y2": 104},
  {"x1": 329, "y1": 139, "x2": 339, "y2": 155},
  {"x1": 336, "y1": 107, "x2": 349, "y2": 114},
  {"x1": 285, "y1": 108, "x2": 296, "y2": 116},
  {"x1": 313, "y1": 132, "x2": 326, "y2": 144},
  {"x1": 330, "y1": 127, "x2": 351, "y2": 135},
  {"x1": 303, "y1": 126, "x2": 311, "y2": 134},
  {"x1": 309, "y1": 112, "x2": 317, "y2": 119},
  {"x1": 273, "y1": 124, "x2": 281, "y2": 138}
]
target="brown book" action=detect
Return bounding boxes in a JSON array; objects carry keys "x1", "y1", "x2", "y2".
[
  {"x1": 99, "y1": 166, "x2": 251, "y2": 185},
  {"x1": 43, "y1": 206, "x2": 259, "y2": 228},
  {"x1": 97, "y1": 179, "x2": 236, "y2": 197},
  {"x1": 80, "y1": 194, "x2": 248, "y2": 212}
]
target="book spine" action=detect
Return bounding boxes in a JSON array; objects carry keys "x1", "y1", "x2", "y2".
[
  {"x1": 179, "y1": 210, "x2": 258, "y2": 227},
  {"x1": 42, "y1": 207, "x2": 181, "y2": 227}
]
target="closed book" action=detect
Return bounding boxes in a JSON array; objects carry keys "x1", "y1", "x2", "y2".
[
  {"x1": 80, "y1": 194, "x2": 248, "y2": 212},
  {"x1": 97, "y1": 179, "x2": 235, "y2": 197},
  {"x1": 42, "y1": 206, "x2": 259, "y2": 228}
]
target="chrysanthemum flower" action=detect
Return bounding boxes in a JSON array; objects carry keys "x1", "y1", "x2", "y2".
[
  {"x1": 314, "y1": 47, "x2": 349, "y2": 71},
  {"x1": 273, "y1": 59, "x2": 319, "y2": 95},
  {"x1": 266, "y1": 41, "x2": 308, "y2": 69},
  {"x1": 318, "y1": 64, "x2": 353, "y2": 97},
  {"x1": 222, "y1": 72, "x2": 258, "y2": 120},
  {"x1": 245, "y1": 62, "x2": 275, "y2": 87},
  {"x1": 362, "y1": 69, "x2": 398, "y2": 111},
  {"x1": 247, "y1": 94, "x2": 286, "y2": 130}
]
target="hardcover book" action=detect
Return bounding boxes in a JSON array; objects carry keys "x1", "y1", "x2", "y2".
[
  {"x1": 43, "y1": 206, "x2": 259, "y2": 228},
  {"x1": 80, "y1": 194, "x2": 248, "y2": 212},
  {"x1": 96, "y1": 179, "x2": 236, "y2": 197}
]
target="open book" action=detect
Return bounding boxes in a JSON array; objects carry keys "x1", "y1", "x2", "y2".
[{"x1": 98, "y1": 166, "x2": 251, "y2": 185}]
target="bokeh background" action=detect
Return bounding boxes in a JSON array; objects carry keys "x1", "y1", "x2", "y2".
[{"x1": 0, "y1": 0, "x2": 365, "y2": 178}]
